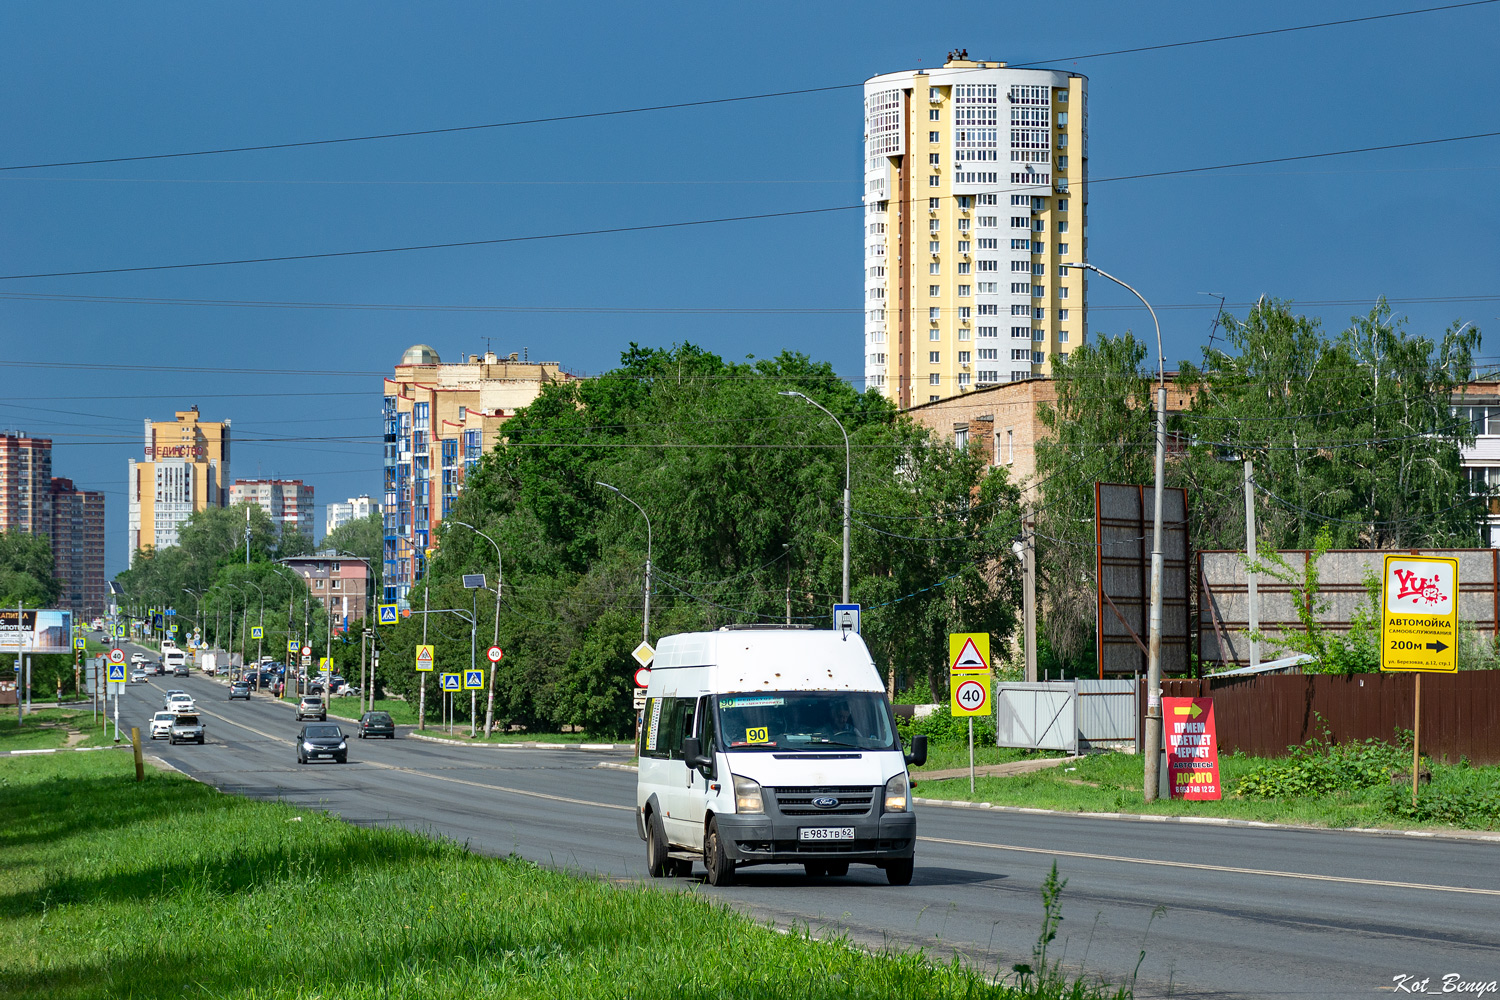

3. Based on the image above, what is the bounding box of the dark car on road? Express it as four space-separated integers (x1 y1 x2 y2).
297 723 347 764
228 681 251 700
168 713 206 745
356 711 396 739
296 696 326 721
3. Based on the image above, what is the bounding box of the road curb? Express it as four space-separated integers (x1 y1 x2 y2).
584 763 1499 843
910 796 1500 844
409 732 634 752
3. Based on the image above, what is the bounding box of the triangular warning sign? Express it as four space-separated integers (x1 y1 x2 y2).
952 637 988 671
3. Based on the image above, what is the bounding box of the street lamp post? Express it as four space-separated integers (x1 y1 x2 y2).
243 581 266 683
270 564 299 698
779 391 851 605
596 483 652 643
449 521 503 736
1072 260 1168 802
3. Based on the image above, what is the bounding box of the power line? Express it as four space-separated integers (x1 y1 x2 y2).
6 125 1497 283
4 1 1489 174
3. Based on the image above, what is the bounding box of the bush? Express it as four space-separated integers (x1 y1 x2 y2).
1233 726 1407 798
897 704 996 747
1381 765 1500 829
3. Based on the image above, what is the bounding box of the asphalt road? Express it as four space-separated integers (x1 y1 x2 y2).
104 652 1500 999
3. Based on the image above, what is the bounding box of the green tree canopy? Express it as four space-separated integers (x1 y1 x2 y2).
0 531 61 608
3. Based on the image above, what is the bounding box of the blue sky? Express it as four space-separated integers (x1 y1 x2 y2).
3 1 1498 576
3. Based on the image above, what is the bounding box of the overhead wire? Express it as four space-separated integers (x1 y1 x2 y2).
3 1 1489 173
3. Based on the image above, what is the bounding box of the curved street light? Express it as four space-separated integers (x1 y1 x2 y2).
447 520 504 736
779 390 851 605
242 580 266 679
596 482 652 644
1070 259 1167 802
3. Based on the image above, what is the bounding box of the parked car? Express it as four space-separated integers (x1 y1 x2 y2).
296 723 347 764
129 668 148 684
168 713 206 745
295 696 326 722
149 711 176 739
356 711 396 739
228 681 251 701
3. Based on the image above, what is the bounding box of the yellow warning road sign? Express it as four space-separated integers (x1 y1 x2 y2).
948 633 991 673
1380 554 1459 673
415 644 435 672
950 673 992 717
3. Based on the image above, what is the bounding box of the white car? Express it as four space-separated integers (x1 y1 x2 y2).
166 693 195 714
149 711 176 739
130 652 146 666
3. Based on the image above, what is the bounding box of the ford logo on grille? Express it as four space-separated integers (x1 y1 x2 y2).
811 796 840 809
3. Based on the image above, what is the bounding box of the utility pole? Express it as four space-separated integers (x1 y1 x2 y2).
470 590 477 738
1017 527 1038 683
1244 456 1261 670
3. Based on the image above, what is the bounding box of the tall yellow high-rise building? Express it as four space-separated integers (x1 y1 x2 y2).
127 407 231 563
863 55 1087 407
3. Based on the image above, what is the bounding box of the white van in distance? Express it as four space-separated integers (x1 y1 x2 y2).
636 625 927 886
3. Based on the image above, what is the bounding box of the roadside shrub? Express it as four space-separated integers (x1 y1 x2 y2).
897 704 996 747
1233 725 1407 797
1381 765 1500 829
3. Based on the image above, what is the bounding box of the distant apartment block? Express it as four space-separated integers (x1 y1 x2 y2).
231 479 314 539
325 494 375 537
49 478 105 620
0 432 52 535
383 346 577 603
279 551 373 623
127 407 230 563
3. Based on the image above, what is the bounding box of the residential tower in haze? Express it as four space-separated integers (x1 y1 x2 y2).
863 53 1087 407
127 407 230 563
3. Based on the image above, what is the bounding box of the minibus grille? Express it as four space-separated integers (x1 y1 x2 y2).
771 786 876 816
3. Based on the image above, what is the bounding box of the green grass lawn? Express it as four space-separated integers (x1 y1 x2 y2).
912 742 1061 774
0 747 1129 999
0 708 114 752
914 746 1500 832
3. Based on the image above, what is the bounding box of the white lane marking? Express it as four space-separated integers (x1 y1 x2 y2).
918 834 1500 897
170 692 633 814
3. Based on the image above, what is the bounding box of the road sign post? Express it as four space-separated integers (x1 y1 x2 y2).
1379 554 1459 807
948 633 993 793
416 645 435 672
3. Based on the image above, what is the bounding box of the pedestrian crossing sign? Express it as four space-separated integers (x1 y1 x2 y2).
288 640 301 654
464 669 483 690
107 662 127 683
251 626 263 639
378 604 399 625
416 645 435 672
441 673 461 692
74 638 86 651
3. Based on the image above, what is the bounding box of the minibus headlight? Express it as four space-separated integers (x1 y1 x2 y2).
733 774 764 814
884 772 910 812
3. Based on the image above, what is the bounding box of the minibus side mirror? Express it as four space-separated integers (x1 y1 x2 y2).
682 736 711 769
904 734 928 767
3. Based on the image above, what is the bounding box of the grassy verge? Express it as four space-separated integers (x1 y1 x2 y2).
912 743 1061 774
0 750 1128 999
0 708 113 752
411 728 626 744
916 747 1500 831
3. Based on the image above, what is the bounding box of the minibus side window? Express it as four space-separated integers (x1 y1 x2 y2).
695 697 718 779
667 699 695 761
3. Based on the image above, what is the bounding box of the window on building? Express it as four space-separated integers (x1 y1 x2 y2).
1034 329 1046 341
955 427 968 448
929 153 940 165
930 220 941 233
1011 281 1029 293
957 217 970 231
957 261 971 274
930 395 941 401
958 306 972 319
1057 112 1068 125
958 240 971 253
1058 287 1069 299
978 194 997 205
1058 221 1069 233
929 130 940 142
1012 349 1031 360
1058 199 1069 211
978 348 998 360
978 282 998 292
1034 307 1046 319
929 87 941 100
979 325 999 338
979 216 998 227
1011 216 1029 228
929 109 940 121
958 351 971 363
1058 243 1068 255
958 327 971 341
1033 285 1045 297
957 284 971 296
1010 195 1029 206
1012 326 1030 338
929 307 942 319
929 197 941 209
929 175 940 187
929 262 941 274
1033 263 1046 275
1034 351 1046 364
930 328 941 341
1059 309 1070 320
1059 331 1069 343
929 351 941 363
929 284 941 296
1012 304 1030 316
929 241 941 254
957 195 972 209
929 374 941 385
1033 219 1046 232
1006 429 1015 463
957 372 971 386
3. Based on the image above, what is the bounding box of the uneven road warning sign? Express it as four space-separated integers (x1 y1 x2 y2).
441 673 461 692
415 645 435 672
949 633 991 673
1380 554 1459 673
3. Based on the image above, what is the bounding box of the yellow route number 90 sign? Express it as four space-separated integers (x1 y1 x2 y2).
1380 554 1459 673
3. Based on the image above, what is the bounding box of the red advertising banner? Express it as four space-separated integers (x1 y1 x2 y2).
1164 696 1221 800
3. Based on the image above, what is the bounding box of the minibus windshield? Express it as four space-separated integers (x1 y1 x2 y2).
715 691 897 752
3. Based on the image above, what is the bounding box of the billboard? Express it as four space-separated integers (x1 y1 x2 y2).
0 608 76 654
1094 483 1192 676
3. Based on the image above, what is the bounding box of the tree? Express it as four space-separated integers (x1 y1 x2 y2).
0 531 60 607
391 343 1024 735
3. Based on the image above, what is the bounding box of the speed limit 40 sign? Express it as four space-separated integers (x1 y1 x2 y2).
950 674 991 717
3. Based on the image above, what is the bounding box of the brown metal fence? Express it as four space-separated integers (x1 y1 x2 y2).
1150 672 1500 765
